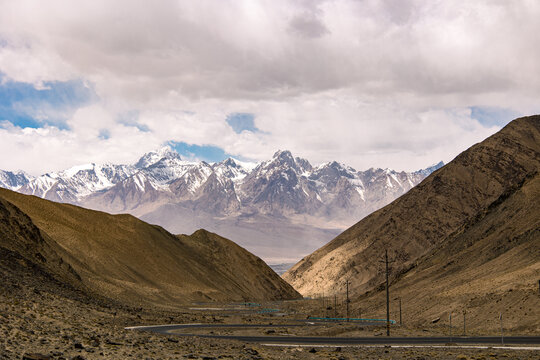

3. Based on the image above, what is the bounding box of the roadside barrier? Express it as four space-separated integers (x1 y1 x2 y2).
308 316 396 324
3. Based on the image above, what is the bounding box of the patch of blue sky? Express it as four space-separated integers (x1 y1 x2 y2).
0 75 96 130
117 110 150 132
98 129 111 140
226 112 260 134
168 141 232 163
470 106 521 128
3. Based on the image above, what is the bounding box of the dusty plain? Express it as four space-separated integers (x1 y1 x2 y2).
2 281 539 360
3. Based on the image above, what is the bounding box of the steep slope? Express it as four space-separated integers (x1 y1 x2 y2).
343 168 539 333
0 197 83 291
284 115 540 298
177 229 301 301
0 188 300 306
386 169 540 332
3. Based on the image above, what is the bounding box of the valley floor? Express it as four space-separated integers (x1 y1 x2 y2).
2 287 539 360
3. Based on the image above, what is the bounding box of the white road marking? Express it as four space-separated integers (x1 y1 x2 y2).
261 344 540 351
124 323 201 330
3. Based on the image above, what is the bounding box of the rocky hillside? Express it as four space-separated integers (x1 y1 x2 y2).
0 188 300 306
284 115 540 303
0 196 83 292
0 149 441 262
382 165 540 333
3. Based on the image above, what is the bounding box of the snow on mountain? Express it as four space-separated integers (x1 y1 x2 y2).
18 163 136 202
0 148 443 262
0 170 34 191
414 161 445 177
3 148 441 216
237 150 320 214
134 146 179 169
212 158 253 182
168 162 214 197
1 148 441 235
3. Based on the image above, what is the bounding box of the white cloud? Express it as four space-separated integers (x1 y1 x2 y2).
0 0 539 174
0 106 162 175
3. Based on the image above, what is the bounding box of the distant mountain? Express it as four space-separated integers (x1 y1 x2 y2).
269 263 297 276
1 148 442 262
0 188 300 305
0 170 33 190
19 163 136 203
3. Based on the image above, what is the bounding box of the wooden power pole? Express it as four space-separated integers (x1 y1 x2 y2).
399 298 402 326
385 249 390 336
346 280 350 322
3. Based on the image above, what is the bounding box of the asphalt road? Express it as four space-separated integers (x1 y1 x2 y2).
126 324 540 345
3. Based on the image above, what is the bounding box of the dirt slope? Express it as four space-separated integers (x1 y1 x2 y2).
284 115 540 300
0 188 300 306
0 197 84 295
177 229 302 301
344 166 539 333
389 168 540 333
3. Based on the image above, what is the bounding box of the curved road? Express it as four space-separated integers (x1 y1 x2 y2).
126 324 540 346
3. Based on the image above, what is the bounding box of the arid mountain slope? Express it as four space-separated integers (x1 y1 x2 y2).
176 229 300 301
341 167 540 333
284 115 540 298
379 167 540 332
0 197 83 293
0 188 300 305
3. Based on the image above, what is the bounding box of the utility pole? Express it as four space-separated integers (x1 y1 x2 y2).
346 280 350 322
399 298 402 326
449 313 452 342
385 249 390 336
500 312 504 346
334 294 337 318
463 310 466 336
378 249 396 336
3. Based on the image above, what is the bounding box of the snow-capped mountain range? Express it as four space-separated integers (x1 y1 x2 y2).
0 148 443 263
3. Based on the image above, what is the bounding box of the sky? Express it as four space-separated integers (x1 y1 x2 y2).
0 0 539 175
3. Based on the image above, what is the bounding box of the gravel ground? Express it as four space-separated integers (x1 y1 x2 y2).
2 291 539 359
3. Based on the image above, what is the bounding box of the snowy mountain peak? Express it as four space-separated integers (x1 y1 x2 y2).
1 150 444 235
266 150 312 174
213 158 252 182
220 157 242 168
135 146 181 169
62 163 96 178
273 149 294 160
415 161 445 176
0 169 34 191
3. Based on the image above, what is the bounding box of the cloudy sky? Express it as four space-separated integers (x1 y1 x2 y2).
0 0 538 175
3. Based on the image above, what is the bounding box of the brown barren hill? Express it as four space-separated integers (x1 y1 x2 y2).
0 197 83 291
0 188 300 306
283 115 540 301
379 161 540 333
177 229 301 301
